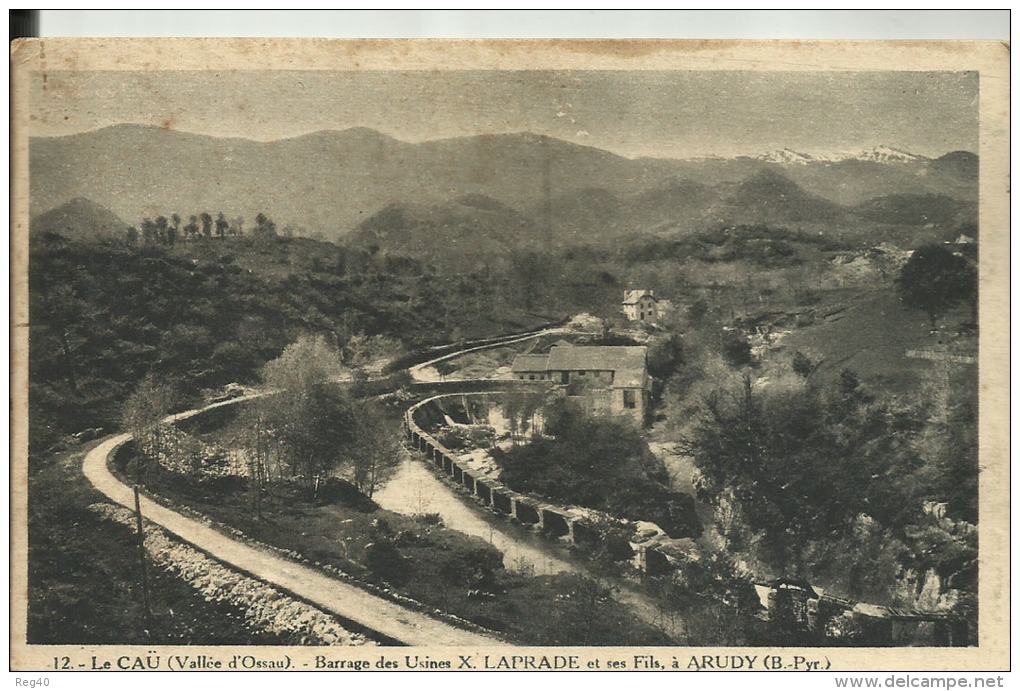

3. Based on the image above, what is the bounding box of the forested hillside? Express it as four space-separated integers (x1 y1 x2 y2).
28 229 598 452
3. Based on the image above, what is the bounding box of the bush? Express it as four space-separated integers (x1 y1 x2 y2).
436 542 504 590
824 612 867 646
721 329 754 368
315 477 379 511
414 512 444 527
437 425 495 451
364 539 408 585
792 351 816 378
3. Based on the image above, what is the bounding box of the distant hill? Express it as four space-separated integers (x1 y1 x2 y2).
625 178 717 234
854 193 977 227
30 124 978 245
345 194 542 270
850 145 929 164
930 150 979 179
758 148 817 165
345 165 981 262
708 169 847 225
30 197 128 241
759 145 930 165
30 125 663 243
536 187 628 244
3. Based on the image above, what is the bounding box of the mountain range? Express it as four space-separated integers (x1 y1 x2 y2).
757 144 931 165
30 124 978 248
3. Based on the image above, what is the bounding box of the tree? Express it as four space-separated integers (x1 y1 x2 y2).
140 218 157 246
122 379 176 480
257 335 400 499
679 372 879 570
896 245 977 329
792 350 816 378
184 215 200 240
574 573 619 645
155 215 170 245
125 226 139 246
347 402 401 498
342 332 405 369
259 337 350 487
647 332 685 381
215 212 229 239
155 215 177 246
240 404 275 519
262 334 346 396
200 212 214 238
254 213 275 233
500 390 546 445
253 213 278 245
720 328 754 369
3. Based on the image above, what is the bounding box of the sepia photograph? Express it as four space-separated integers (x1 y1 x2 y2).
9 37 1009 672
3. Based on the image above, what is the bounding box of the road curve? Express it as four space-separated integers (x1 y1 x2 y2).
82 419 503 648
408 327 569 383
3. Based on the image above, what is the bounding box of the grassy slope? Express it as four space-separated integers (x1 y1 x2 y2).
778 290 976 392
125 434 671 647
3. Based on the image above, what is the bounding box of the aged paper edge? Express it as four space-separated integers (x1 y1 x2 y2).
9 38 1011 672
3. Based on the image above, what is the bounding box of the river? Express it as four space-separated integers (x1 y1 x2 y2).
373 450 577 576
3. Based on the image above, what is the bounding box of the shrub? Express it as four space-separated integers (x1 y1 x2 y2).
721 329 754 368
435 541 504 590
364 540 408 585
315 477 380 511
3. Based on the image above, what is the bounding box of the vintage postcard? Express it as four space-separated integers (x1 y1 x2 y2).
10 39 1009 673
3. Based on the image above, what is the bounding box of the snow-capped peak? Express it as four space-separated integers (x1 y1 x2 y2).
693 145 931 164
851 145 927 164
758 148 815 164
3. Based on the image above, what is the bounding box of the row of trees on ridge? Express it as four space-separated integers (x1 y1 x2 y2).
126 212 281 246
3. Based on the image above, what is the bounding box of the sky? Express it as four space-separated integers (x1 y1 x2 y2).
29 70 979 159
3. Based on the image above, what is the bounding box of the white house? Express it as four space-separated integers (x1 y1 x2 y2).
622 290 658 323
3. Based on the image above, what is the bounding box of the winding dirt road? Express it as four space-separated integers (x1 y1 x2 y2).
408 327 569 383
82 425 503 648
79 326 664 646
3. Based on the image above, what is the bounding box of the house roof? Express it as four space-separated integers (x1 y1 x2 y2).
546 345 647 388
511 346 648 388
623 290 657 305
769 578 820 599
510 354 550 373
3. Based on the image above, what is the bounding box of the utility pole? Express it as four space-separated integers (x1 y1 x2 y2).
133 485 152 624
